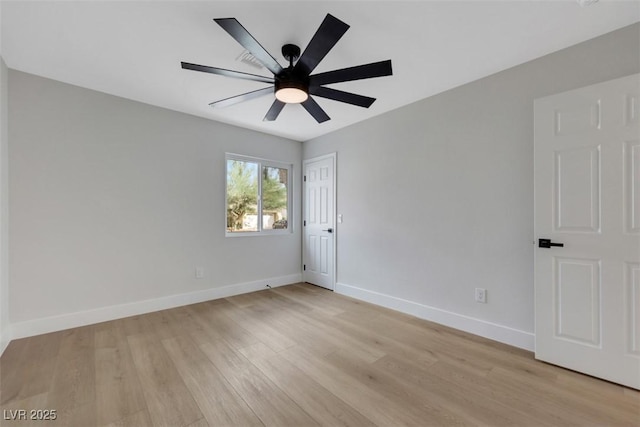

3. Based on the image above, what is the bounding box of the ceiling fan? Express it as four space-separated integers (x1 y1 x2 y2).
181 14 393 123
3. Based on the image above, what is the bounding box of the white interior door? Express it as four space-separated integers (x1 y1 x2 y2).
303 154 336 290
534 74 640 389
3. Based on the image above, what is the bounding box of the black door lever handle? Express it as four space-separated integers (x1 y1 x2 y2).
539 238 564 248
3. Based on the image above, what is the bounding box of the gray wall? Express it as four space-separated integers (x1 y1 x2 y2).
0 55 9 352
9 71 302 327
303 23 640 340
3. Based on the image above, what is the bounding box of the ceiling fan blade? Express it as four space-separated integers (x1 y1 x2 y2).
214 18 283 75
263 100 286 121
310 60 392 86
294 14 350 76
209 87 273 109
309 86 376 108
301 97 330 123
181 62 274 84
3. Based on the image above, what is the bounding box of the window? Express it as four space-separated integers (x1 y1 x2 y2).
226 154 292 235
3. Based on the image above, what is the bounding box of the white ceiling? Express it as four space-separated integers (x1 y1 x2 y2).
2 1 639 141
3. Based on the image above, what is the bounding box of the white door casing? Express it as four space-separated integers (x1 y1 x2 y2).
534 74 640 389
303 154 336 290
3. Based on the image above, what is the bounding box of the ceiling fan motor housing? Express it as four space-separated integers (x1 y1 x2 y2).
276 43 309 103
275 68 309 95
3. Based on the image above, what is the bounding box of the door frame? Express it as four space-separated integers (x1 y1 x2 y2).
302 152 337 290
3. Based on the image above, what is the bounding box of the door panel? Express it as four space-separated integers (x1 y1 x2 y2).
535 73 640 390
627 262 640 355
624 140 640 234
554 146 600 232
554 257 601 345
303 154 335 290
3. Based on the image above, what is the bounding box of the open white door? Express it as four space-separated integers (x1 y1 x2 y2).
534 74 640 389
303 154 336 290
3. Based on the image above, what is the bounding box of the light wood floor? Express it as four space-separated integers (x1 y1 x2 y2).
1 283 638 426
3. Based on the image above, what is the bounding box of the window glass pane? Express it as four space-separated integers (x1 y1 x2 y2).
226 159 258 232
262 166 288 230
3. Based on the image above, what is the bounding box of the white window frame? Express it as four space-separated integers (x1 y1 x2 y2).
225 153 293 237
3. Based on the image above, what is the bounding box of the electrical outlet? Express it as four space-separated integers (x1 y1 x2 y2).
475 288 487 303
195 267 204 279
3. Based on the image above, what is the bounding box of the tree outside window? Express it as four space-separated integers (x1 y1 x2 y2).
226 155 291 234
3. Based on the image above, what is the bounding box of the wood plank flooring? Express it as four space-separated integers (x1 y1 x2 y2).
1 283 638 426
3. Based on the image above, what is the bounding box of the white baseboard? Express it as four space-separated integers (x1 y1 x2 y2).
335 282 534 351
10 273 302 340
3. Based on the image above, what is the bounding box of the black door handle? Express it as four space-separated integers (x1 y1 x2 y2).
322 228 333 233
539 238 564 248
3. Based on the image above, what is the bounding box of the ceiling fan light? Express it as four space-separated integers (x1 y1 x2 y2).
275 87 308 103
275 76 309 104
